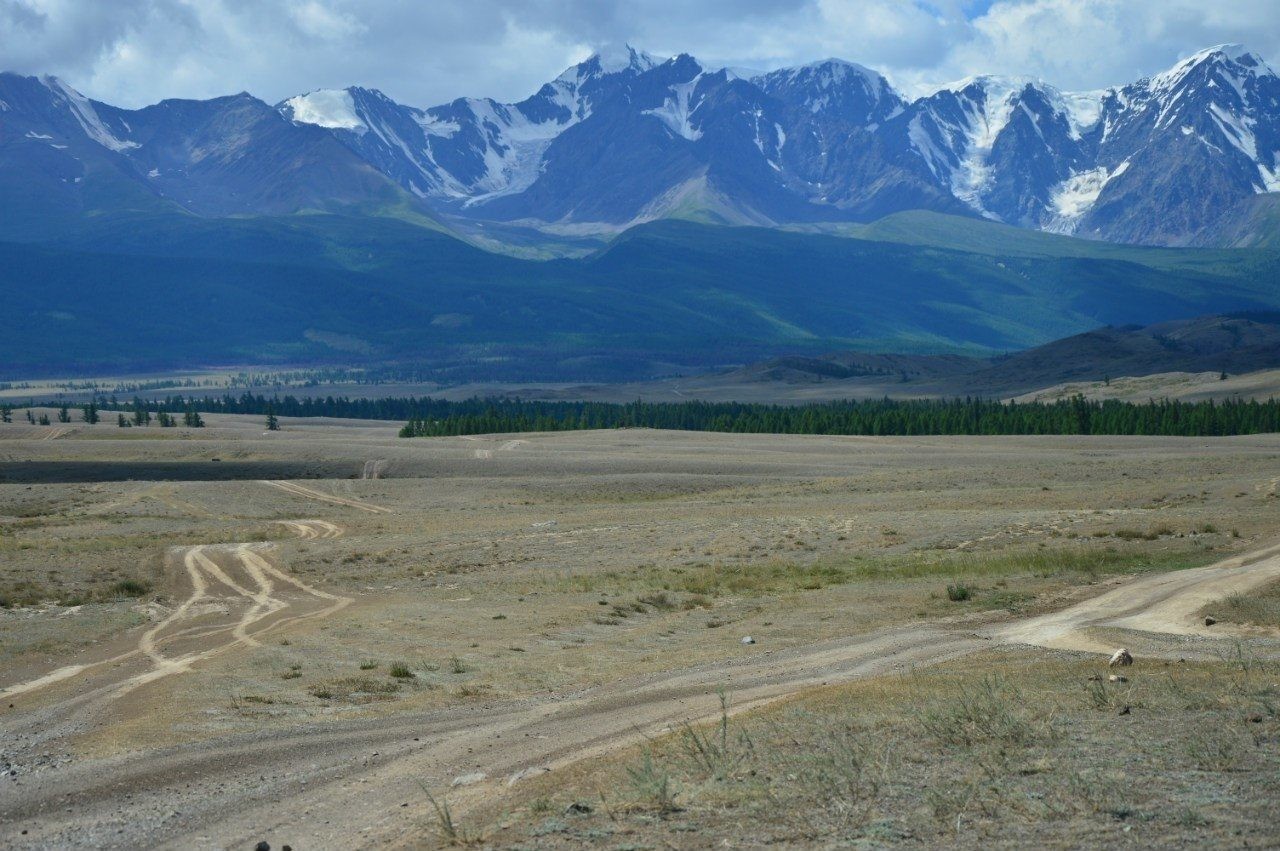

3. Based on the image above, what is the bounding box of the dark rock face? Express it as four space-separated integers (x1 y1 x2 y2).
272 43 1280 244
2 44 1277 245
0 72 404 225
1078 46 1280 245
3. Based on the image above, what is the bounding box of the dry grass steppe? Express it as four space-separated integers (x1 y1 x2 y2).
1 412 1278 847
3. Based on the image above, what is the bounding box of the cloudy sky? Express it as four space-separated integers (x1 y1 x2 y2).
2 0 1278 107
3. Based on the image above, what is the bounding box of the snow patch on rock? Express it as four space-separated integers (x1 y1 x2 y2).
41 76 138 151
1044 160 1130 233
283 89 366 131
946 77 1029 216
644 76 704 141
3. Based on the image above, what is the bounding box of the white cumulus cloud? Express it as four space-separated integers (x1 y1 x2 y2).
0 0 1275 108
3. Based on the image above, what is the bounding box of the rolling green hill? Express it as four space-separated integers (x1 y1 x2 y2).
3 212 1278 379
797 210 1279 273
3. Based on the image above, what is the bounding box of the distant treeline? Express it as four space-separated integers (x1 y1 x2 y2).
95 394 432 421
90 393 1280 437
401 396 1280 437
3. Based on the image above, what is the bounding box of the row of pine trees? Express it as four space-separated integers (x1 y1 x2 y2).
396 395 1280 437
11 393 1277 438
0 402 207 428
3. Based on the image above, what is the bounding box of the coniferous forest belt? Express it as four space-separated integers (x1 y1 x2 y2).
396 397 1280 437
83 393 1280 437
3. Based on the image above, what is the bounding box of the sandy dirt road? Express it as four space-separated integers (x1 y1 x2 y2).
4 541 1279 848
994 542 1280 652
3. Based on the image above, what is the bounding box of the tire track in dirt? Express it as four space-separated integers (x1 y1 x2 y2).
0 521 352 704
260 479 391 513
277 519 343 539
5 542 1280 848
361 459 388 480
469 438 526 459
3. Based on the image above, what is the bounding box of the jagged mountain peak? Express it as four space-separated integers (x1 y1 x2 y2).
922 74 1090 134
1146 43 1276 96
756 57 904 125
3 42 1277 246
765 57 887 85
1178 43 1273 73
932 73 1042 95
577 44 661 77
33 73 139 152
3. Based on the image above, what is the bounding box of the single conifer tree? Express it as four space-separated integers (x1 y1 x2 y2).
0 405 11 423
266 406 280 431
117 413 130 428
57 405 71 423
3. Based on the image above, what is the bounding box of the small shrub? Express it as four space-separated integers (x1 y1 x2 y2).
111 579 151 598
389 662 414 679
421 786 479 845
1186 728 1245 771
626 750 679 813
637 591 677 610
679 692 754 781
1083 678 1117 710
359 660 378 670
449 656 468 674
946 583 971 602
918 676 1046 748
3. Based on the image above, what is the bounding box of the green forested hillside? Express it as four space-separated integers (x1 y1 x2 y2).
3 211 1278 379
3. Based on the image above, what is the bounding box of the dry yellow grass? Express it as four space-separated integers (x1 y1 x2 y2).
477 647 1280 848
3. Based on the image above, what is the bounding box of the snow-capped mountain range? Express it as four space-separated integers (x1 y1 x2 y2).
2 43 1277 246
